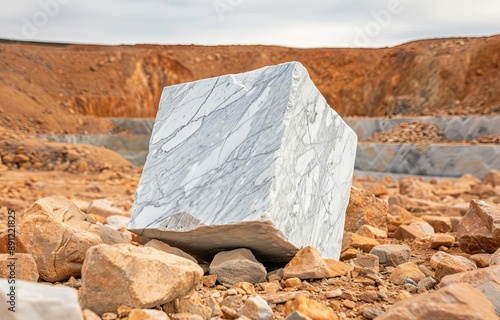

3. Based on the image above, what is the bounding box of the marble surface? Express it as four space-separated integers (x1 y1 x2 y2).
128 62 357 265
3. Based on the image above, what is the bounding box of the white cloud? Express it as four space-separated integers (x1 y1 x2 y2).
0 0 499 47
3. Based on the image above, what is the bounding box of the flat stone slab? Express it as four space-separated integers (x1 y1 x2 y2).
129 62 357 265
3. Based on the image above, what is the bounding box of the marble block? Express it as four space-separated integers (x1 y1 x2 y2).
129 62 357 265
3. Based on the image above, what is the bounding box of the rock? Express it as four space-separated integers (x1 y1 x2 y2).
450 216 461 231
434 256 475 281
376 283 497 320
457 200 500 254
388 262 426 285
417 277 436 291
238 296 272 320
285 311 312 320
483 169 500 187
284 296 338 320
324 289 342 299
80 244 203 315
490 248 500 266
439 265 500 316
83 309 101 320
355 224 387 239
0 279 82 320
345 187 388 233
87 199 129 217
283 277 302 288
422 215 452 233
399 177 436 200
209 248 266 286
470 253 492 267
164 297 211 320
341 232 379 252
430 251 477 270
340 248 360 260
429 233 455 249
361 307 384 319
261 291 310 304
369 244 411 266
170 314 203 320
129 62 357 265
350 253 379 272
145 239 198 264
283 246 350 279
408 221 435 235
0 253 38 281
202 274 217 287
128 309 169 320
17 197 128 282
391 225 426 240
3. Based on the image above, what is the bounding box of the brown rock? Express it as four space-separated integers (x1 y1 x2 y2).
0 253 38 281
391 225 426 240
17 197 129 282
283 277 302 288
209 248 266 286
369 244 411 267
430 251 477 271
284 296 338 320
344 187 388 232
238 295 273 320
365 182 388 196
145 239 197 264
350 253 379 272
376 283 497 320
342 232 379 252
470 253 492 268
399 177 437 201
422 215 452 233
163 297 211 320
457 200 500 254
285 311 312 320
170 314 203 320
429 233 455 249
439 265 500 316
483 169 500 187
261 291 310 304
408 221 435 235
284 246 350 279
435 256 474 281
490 248 500 266
80 244 203 315
87 199 129 217
128 309 169 320
388 262 426 285
355 224 387 239
202 275 217 287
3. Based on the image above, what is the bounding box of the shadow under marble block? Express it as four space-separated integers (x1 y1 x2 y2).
129 61 357 266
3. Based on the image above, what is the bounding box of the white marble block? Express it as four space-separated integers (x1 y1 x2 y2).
129 62 357 265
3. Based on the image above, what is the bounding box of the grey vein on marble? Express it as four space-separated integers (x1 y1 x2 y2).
129 62 357 265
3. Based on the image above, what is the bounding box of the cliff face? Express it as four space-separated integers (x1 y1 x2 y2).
0 35 499 134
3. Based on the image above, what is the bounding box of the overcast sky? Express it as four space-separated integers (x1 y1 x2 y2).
1 0 499 48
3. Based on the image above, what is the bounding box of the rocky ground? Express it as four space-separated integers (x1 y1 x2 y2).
1 162 499 320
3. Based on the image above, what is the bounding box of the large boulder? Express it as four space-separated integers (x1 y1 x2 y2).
80 244 203 315
457 200 500 254
344 187 388 232
129 62 357 265
17 197 129 282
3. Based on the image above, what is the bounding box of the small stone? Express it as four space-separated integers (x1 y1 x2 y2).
283 277 302 288
350 253 379 272
264 282 281 293
422 215 452 233
145 239 198 264
376 283 497 320
128 309 169 320
261 291 310 304
285 296 338 320
339 248 359 260
342 300 356 309
117 304 132 317
430 251 477 271
238 296 273 320
83 309 101 320
202 275 217 287
391 225 426 240
285 311 312 320
170 313 204 320
483 169 500 187
102 313 118 320
0 253 38 281
221 306 240 319
341 232 379 252
429 233 455 249
369 244 411 267
389 262 426 285
408 221 435 235
470 253 492 268
417 276 436 291
324 289 342 299
356 224 387 239
396 290 412 300
435 256 474 281
163 297 211 320
267 268 283 281
361 307 384 319
284 246 350 279
209 248 266 286
87 199 129 217
358 291 378 303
